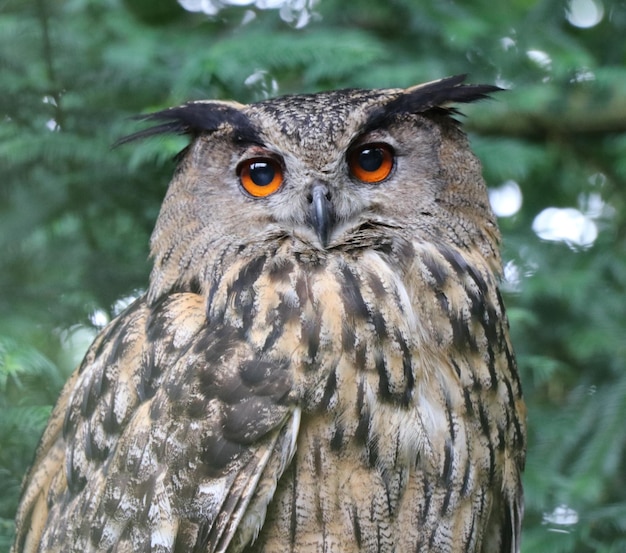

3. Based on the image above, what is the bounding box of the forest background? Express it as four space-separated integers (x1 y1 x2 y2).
1 0 625 551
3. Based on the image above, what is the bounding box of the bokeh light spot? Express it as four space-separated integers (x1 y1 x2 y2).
566 0 604 28
489 180 523 218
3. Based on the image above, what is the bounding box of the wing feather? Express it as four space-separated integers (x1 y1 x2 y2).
12 293 298 553
211 408 300 553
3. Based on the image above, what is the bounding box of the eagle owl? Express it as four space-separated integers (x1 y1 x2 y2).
12 75 526 553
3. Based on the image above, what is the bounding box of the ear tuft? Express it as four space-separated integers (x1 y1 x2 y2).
401 74 502 109
115 101 258 147
365 75 502 130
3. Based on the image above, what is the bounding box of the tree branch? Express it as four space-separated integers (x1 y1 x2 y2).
36 0 65 129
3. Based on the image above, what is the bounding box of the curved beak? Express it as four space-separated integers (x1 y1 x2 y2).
309 183 334 248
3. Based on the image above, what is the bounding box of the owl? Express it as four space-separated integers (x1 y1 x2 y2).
12 75 525 553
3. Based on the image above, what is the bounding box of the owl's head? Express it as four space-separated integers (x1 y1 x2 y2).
125 75 502 301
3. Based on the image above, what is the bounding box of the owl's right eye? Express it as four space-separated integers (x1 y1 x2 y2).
238 158 284 197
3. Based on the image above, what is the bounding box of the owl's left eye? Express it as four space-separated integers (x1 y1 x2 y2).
348 143 395 184
238 158 284 197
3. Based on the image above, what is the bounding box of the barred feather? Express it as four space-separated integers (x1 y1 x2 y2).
13 78 524 553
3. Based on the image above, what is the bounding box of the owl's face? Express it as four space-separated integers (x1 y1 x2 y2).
138 77 501 300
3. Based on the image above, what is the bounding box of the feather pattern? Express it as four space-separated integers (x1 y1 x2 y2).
13 77 525 553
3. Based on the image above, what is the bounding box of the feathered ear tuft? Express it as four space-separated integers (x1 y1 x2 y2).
365 74 502 130
399 74 502 111
114 100 259 146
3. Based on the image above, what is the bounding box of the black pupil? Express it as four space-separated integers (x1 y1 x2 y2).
249 161 275 186
358 148 384 172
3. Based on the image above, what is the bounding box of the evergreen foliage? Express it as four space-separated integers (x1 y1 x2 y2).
1 0 625 550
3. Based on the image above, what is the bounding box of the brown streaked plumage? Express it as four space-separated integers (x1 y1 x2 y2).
12 75 526 553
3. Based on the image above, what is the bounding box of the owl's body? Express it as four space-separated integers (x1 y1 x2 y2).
13 76 525 553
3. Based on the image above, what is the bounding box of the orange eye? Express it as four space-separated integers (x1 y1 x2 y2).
348 143 395 184
238 158 284 197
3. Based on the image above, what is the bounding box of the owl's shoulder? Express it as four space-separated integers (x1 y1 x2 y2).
16 292 294 552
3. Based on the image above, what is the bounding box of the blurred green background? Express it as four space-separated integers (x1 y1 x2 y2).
1 0 625 550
